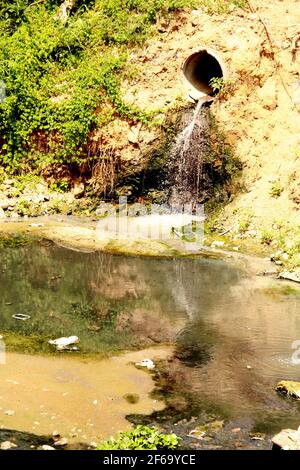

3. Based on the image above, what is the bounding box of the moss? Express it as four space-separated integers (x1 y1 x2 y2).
0 233 40 247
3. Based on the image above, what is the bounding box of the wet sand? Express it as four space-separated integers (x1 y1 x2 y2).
0 347 172 446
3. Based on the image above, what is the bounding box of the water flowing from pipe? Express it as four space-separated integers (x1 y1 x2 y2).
168 99 211 206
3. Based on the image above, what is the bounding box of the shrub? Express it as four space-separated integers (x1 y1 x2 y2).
97 425 180 450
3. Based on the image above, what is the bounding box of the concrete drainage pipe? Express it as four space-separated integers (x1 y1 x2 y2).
182 48 226 101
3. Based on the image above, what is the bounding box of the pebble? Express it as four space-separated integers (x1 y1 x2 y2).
54 438 68 447
0 441 17 450
4 410 15 416
231 428 241 433
38 445 55 451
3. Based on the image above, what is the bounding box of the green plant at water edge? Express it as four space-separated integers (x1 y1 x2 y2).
97 425 180 450
209 77 225 94
269 179 283 198
260 228 274 245
201 0 246 13
209 77 235 99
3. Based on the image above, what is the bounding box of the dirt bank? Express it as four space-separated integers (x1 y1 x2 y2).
116 0 300 266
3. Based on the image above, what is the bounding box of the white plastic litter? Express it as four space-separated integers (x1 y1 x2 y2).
135 358 155 370
12 314 31 321
49 336 79 350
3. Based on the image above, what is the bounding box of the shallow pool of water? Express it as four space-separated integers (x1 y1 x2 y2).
1 241 300 443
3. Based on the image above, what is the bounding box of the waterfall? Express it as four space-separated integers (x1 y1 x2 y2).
168 99 211 206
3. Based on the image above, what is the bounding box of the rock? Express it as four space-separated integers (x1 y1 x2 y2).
38 445 55 451
52 430 60 437
272 426 300 450
276 380 300 400
0 441 17 450
54 438 68 447
4 410 15 416
188 420 224 440
211 241 225 248
72 183 84 199
0 199 12 210
128 124 142 144
278 271 300 284
0 208 5 218
249 432 265 441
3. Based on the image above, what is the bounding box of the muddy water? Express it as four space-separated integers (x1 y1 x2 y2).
1 241 300 444
0 348 169 444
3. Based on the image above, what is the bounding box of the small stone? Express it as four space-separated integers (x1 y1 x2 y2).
4 410 15 416
231 428 241 433
211 241 225 248
128 124 142 144
247 365 252 369
0 441 17 450
93 400 98 405
52 430 60 437
0 208 6 218
54 438 68 447
38 445 55 451
276 380 300 400
250 432 265 441
72 183 85 199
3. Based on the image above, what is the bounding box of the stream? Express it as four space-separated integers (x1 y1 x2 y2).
1 240 300 448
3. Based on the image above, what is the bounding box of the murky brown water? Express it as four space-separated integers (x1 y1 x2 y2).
1 241 300 443
0 348 170 444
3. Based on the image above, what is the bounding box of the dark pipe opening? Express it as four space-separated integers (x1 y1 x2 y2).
182 50 224 96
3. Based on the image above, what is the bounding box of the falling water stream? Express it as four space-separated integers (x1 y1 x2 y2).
168 100 210 205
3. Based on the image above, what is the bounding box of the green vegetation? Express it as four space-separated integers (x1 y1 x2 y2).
97 425 180 450
0 0 192 173
0 0 246 176
269 179 283 198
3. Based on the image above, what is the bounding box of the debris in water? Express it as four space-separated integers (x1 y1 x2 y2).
12 314 31 321
49 336 79 350
135 358 155 370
